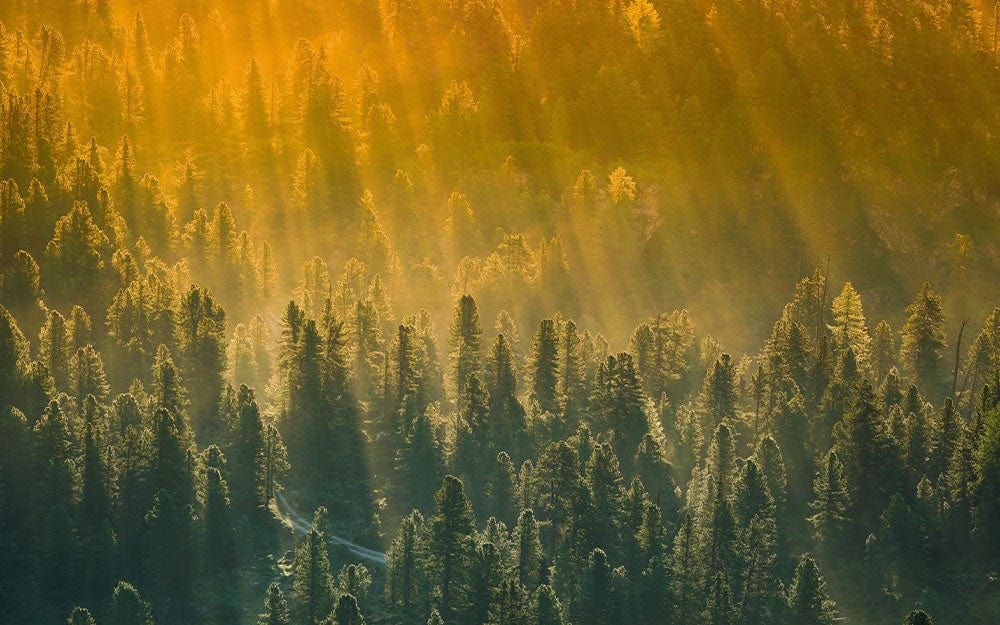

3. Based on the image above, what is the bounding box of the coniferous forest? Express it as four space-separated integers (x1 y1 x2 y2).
1 1 1000 624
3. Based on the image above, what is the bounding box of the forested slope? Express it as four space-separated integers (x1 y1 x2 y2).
2 2 1000 625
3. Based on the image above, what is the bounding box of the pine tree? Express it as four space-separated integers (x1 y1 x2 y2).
487 334 517 409
579 548 612 625
395 408 443 515
488 451 517 525
929 397 960 478
872 321 898 384
901 283 947 401
258 582 291 625
514 508 544 589
331 594 366 625
338 564 373 613
753 436 788 521
67 607 96 625
429 476 476 623
71 345 110 407
531 319 560 415
586 443 627 558
44 201 109 310
633 434 679 523
143 489 195 606
449 295 483 403
903 610 933 625
34 399 76 508
809 451 850 547
111 581 153 625
833 379 898 525
41 505 79 614
706 573 735 625
787 557 838 625
591 353 647 467
149 407 195 510
636 503 669 625
470 541 504 625
973 407 1000 554
177 285 227 435
230 385 267 516
830 282 872 372
671 513 705 623
532 584 565 625
559 319 587 426
386 510 428 618
39 309 72 392
204 467 236 574
293 508 336 625
700 354 738 433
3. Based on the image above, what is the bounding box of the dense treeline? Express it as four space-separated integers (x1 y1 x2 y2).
0 0 997 348
2 1 1000 625
3 260 1000 625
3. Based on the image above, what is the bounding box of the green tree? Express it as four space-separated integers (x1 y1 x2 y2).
177 285 227 435
830 282 872 372
293 508 336 625
429 476 476 623
809 451 850 546
902 610 933 625
111 581 153 625
787 557 838 625
449 295 483 403
67 607 96 625
514 508 544 589
39 309 72 392
204 466 236 574
44 201 109 310
900 283 947 401
331 594 366 625
230 385 267 516
531 319 560 415
833 380 898 525
532 585 565 625
258 582 291 625
386 510 429 619
579 548 612 625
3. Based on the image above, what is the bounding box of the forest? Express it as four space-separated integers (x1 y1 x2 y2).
1 1 999 624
